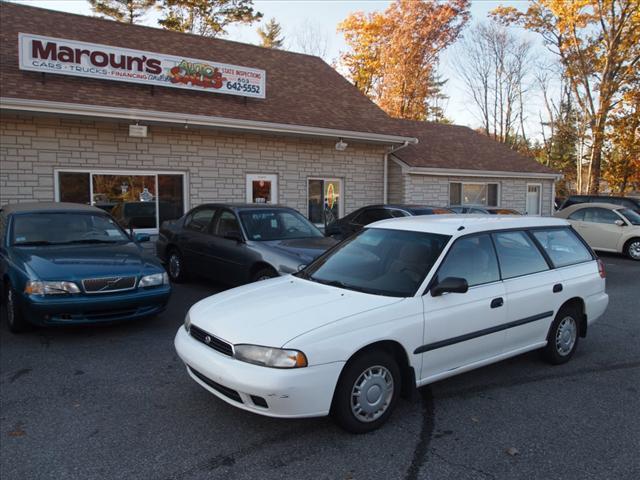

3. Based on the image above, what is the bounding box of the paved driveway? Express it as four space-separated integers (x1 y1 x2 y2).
1 254 638 480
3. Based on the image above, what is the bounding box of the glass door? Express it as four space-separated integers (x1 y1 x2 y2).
308 178 343 227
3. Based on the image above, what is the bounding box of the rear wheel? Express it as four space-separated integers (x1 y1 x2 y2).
3 285 29 333
624 238 640 261
331 350 401 433
167 248 188 283
542 305 581 365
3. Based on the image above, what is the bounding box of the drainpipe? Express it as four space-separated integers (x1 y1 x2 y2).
384 141 411 204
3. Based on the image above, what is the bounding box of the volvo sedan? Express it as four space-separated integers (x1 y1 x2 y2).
0 202 171 333
175 215 608 433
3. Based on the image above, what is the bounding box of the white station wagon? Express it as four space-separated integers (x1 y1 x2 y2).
175 215 609 432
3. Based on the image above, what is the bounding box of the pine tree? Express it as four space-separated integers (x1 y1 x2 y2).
257 18 284 49
89 0 156 24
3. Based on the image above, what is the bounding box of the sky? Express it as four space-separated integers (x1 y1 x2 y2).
13 0 550 133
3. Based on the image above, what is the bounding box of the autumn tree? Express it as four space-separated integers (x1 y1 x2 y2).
339 0 470 121
158 0 262 37
257 18 284 49
492 0 640 194
455 21 532 147
89 0 156 23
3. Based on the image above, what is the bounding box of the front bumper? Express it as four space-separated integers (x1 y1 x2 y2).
174 327 344 418
19 285 171 326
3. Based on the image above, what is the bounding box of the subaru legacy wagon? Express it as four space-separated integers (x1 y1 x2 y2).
175 215 608 433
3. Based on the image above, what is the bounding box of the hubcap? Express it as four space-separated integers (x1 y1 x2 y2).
350 365 394 423
629 241 640 260
556 316 577 356
168 253 181 279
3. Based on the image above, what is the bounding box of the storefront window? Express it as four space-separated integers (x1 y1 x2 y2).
55 170 186 232
246 173 278 204
308 178 343 226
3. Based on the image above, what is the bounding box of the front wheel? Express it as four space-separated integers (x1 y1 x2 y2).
3 285 29 333
251 267 278 283
331 350 401 433
624 238 640 261
542 305 581 365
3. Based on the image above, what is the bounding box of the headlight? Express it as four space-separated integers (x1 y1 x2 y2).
184 312 191 332
139 272 169 288
234 344 308 369
24 280 80 295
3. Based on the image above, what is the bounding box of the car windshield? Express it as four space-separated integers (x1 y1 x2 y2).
298 228 450 297
239 209 324 241
410 208 453 215
618 208 640 225
11 212 130 246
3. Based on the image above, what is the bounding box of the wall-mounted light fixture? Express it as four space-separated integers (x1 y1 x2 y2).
335 138 348 151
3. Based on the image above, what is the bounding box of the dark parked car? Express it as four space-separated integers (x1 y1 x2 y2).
324 204 454 239
157 204 337 285
449 206 522 215
559 195 640 214
0 202 171 333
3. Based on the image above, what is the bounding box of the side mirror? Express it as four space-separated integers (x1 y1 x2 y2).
224 230 244 243
134 233 151 243
614 219 625 227
430 277 469 297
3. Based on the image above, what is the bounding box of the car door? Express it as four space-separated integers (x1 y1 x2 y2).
180 207 217 276
578 207 624 251
492 230 561 352
420 233 507 381
209 209 252 284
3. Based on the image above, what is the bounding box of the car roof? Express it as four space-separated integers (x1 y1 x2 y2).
193 203 296 211
556 202 624 216
357 204 446 210
368 214 568 236
0 202 104 215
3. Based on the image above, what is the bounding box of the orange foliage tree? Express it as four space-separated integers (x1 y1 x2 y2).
605 86 640 193
492 0 640 194
338 0 470 121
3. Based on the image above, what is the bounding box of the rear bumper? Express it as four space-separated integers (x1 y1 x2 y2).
175 327 344 418
585 291 608 326
18 285 171 326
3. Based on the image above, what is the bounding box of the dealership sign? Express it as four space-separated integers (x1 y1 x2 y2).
18 33 266 99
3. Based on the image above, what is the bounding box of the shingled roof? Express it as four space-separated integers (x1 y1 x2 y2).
391 120 557 175
0 2 403 138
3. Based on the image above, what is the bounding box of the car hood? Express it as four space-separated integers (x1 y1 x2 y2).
261 237 337 263
188 275 401 347
12 242 161 280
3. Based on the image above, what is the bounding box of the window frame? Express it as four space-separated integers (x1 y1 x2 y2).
245 173 278 204
54 168 188 235
449 181 500 208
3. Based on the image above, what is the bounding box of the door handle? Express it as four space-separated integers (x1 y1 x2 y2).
553 283 563 293
490 297 504 308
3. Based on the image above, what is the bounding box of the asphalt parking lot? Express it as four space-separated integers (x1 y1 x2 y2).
1 253 638 480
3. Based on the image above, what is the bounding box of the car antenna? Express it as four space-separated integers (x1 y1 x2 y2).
457 226 465 231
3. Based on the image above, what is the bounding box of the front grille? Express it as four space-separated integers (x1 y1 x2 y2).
190 325 233 357
188 367 242 403
82 276 137 294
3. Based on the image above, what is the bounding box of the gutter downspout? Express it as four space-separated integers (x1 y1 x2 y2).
384 141 412 204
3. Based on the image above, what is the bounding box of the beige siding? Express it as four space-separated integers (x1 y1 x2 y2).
0 114 386 215
387 159 405 204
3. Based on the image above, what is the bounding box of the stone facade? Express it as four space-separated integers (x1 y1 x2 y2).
388 160 554 216
0 114 386 215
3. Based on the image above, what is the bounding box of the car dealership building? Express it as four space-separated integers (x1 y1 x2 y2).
1 3 559 235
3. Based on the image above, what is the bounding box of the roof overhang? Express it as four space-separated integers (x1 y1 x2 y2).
1 97 418 145
391 155 562 180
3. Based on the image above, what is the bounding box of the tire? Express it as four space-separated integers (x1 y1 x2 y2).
166 248 188 283
3 284 29 333
331 350 401 434
251 267 278 283
542 305 581 365
624 238 640 261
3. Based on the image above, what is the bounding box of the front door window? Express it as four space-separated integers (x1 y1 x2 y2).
308 178 343 226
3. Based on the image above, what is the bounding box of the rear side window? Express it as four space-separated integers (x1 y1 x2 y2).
437 234 500 287
355 208 393 225
492 231 549 279
568 209 585 221
185 208 215 233
582 207 620 224
531 228 592 267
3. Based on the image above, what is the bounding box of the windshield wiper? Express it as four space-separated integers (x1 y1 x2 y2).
57 239 121 245
13 240 56 246
312 277 371 294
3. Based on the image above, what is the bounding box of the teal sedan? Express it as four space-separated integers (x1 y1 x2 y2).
0 202 171 333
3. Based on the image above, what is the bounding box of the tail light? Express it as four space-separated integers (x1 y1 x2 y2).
597 258 606 278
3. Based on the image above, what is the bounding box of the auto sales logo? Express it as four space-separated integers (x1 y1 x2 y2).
18 33 266 98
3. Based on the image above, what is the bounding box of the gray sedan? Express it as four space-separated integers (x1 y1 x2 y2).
157 204 337 285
